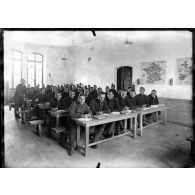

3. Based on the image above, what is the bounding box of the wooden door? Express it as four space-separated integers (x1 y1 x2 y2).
117 66 132 90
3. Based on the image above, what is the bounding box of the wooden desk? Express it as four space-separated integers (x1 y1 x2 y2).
49 110 69 129
38 103 50 120
137 104 167 136
72 112 138 156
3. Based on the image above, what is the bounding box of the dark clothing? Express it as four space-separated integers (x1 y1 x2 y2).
123 96 136 109
32 93 47 104
90 99 109 115
89 99 109 142
46 92 55 102
148 94 159 106
106 97 121 112
135 94 149 107
64 96 77 109
50 98 67 110
115 94 123 109
85 95 92 106
68 102 92 150
14 84 26 117
69 102 92 118
106 97 120 135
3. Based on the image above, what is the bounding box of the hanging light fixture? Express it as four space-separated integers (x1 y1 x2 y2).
125 31 133 46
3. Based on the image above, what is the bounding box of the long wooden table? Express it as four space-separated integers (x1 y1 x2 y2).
138 104 167 136
72 112 138 156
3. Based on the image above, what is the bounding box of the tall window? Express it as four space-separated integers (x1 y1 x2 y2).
27 53 44 87
12 50 22 88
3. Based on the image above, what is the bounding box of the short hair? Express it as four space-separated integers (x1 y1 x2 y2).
131 90 136 93
99 92 105 96
140 87 145 91
152 90 156 92
109 89 114 94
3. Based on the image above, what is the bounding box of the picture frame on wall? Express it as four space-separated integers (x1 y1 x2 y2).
141 60 166 84
176 58 192 85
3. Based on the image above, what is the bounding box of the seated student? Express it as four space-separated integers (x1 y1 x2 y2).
26 87 35 100
127 87 132 97
111 84 117 96
90 92 109 147
64 90 77 108
147 90 159 123
84 88 92 106
123 90 137 110
62 87 69 98
135 87 149 107
68 95 93 156
46 92 67 137
50 92 67 111
148 90 159 106
32 88 47 118
106 89 121 137
135 87 149 126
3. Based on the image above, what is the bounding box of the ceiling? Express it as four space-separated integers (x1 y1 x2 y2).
4 30 192 48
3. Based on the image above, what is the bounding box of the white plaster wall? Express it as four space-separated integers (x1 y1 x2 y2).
4 31 192 100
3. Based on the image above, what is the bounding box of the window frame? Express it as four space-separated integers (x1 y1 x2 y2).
11 50 23 89
27 52 44 87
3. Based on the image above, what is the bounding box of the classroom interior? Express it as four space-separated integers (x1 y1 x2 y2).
3 30 194 168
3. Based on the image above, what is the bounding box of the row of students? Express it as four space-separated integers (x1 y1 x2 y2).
14 80 159 156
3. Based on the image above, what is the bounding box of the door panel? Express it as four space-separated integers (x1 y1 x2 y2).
117 66 132 90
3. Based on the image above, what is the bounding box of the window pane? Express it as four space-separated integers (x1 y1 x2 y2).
13 51 22 60
27 62 35 87
28 53 35 61
13 60 22 88
35 54 43 62
36 62 42 87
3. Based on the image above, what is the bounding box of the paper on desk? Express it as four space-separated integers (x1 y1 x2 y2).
78 118 92 122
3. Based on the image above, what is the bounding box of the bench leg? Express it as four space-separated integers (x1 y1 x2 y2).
36 124 42 136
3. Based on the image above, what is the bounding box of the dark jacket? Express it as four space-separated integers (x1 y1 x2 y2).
135 94 149 107
14 84 26 106
32 93 47 104
122 96 136 109
64 96 77 108
148 94 159 106
50 98 67 110
106 97 121 112
90 99 109 115
69 102 92 118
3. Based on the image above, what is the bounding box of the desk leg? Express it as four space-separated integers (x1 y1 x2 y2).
56 116 59 128
156 111 158 121
164 109 167 125
76 124 80 147
85 126 89 156
130 118 133 131
140 114 143 136
134 116 137 138
124 119 127 133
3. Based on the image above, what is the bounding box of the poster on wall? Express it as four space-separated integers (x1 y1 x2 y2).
141 61 166 84
176 58 192 85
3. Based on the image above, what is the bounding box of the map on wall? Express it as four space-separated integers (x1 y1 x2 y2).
141 61 166 84
176 58 192 85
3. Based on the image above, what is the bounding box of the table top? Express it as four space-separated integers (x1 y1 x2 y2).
38 103 50 109
49 110 69 117
138 104 167 114
72 111 138 127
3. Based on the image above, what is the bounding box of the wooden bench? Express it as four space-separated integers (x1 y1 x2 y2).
29 120 44 136
16 110 31 124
